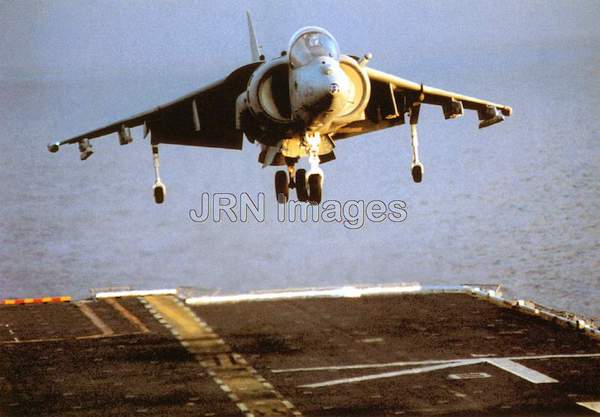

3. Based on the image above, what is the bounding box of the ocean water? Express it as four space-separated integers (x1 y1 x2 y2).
1 6 599 318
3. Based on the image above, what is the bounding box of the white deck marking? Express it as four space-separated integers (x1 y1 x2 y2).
274 353 600 373
186 284 425 304
299 360 482 388
509 353 600 361
577 402 600 413
448 372 491 380
95 289 177 298
273 359 471 373
288 353 600 388
485 358 557 383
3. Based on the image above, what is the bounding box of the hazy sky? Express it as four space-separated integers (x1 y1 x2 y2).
2 0 599 81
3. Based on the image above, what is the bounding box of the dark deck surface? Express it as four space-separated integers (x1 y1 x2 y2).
191 293 600 417
0 291 598 416
0 298 240 416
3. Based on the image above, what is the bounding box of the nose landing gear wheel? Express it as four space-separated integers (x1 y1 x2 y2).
275 170 289 204
307 173 323 205
295 169 308 202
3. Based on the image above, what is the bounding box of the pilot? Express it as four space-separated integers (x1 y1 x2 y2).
289 29 340 68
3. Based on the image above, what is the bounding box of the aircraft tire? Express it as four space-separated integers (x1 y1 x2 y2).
154 184 165 204
307 173 322 205
295 169 308 202
411 164 423 183
275 170 289 204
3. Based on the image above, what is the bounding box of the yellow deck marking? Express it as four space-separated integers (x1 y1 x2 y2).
144 295 303 417
104 298 149 333
77 302 114 336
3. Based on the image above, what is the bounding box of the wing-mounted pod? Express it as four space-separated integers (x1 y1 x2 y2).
442 98 464 120
478 105 504 129
78 138 93 160
118 125 133 145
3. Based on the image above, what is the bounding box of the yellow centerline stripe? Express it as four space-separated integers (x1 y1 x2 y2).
144 295 303 417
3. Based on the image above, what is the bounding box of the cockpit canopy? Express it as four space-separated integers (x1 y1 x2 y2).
288 27 340 68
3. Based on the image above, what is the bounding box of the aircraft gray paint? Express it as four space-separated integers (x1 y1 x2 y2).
48 13 512 205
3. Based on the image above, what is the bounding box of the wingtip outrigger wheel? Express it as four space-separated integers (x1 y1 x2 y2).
153 181 166 204
151 143 166 204
411 162 424 183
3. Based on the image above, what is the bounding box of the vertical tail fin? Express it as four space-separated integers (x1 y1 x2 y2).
246 11 264 62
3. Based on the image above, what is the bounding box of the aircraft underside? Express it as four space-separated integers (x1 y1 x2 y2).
47 15 512 207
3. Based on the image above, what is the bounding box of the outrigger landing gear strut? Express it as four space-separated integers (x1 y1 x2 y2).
409 104 424 183
151 143 166 204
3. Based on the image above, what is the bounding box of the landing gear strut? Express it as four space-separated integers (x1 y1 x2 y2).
287 163 296 190
151 143 166 204
273 132 324 204
305 132 323 205
409 104 424 183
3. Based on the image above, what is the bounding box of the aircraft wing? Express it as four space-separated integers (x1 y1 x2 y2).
367 67 512 126
49 63 261 153
334 65 512 140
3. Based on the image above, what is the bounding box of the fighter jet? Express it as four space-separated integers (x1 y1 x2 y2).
48 13 512 205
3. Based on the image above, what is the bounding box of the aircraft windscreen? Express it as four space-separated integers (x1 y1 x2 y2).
289 27 339 67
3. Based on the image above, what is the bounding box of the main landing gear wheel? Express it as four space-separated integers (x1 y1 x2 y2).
275 170 289 204
295 169 308 202
411 163 423 183
307 173 323 205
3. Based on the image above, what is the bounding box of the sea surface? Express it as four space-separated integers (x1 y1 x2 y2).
1 38 598 317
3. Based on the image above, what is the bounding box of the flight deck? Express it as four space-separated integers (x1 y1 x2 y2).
0 284 598 416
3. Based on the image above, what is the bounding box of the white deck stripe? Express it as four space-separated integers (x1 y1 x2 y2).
485 358 557 383
577 402 600 413
273 353 600 373
95 289 177 298
291 353 600 388
186 285 427 304
299 360 482 388
508 353 600 361
273 358 464 373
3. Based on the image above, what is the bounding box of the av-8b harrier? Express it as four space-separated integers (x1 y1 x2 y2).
48 14 512 205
